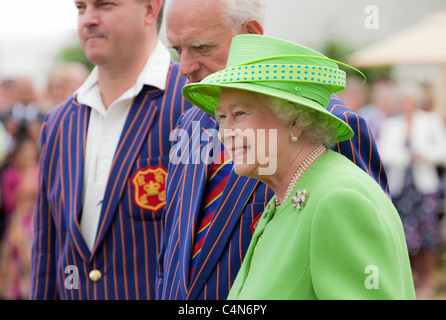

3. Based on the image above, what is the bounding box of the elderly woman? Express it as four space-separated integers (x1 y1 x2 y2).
182 34 415 300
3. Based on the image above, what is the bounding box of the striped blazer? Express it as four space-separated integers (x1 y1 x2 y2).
156 94 389 300
329 95 389 196
30 61 193 300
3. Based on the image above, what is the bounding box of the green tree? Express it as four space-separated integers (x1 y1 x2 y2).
321 38 392 84
55 42 95 72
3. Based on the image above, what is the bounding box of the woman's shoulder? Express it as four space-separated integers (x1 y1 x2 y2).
307 150 389 201
306 151 400 229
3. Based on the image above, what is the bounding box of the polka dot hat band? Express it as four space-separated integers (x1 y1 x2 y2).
207 61 346 90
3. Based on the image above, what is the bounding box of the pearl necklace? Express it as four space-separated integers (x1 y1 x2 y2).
275 144 327 207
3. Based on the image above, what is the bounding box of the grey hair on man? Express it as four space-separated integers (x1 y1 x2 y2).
166 0 265 33
221 0 266 34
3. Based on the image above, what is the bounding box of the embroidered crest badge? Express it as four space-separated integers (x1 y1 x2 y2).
132 165 167 212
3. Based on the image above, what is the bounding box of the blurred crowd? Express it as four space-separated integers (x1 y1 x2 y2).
0 62 445 299
0 62 89 299
340 76 446 299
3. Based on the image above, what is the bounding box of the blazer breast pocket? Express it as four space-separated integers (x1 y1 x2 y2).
128 156 169 221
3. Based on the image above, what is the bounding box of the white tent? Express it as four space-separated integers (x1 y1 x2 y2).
349 11 446 67
348 11 446 118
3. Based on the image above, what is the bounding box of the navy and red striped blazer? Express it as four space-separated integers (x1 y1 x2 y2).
330 95 389 195
30 61 193 300
156 94 389 300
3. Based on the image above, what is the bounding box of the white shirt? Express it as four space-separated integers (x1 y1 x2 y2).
378 110 446 196
75 40 171 252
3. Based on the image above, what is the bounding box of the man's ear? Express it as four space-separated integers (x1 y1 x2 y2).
144 0 163 27
241 19 264 35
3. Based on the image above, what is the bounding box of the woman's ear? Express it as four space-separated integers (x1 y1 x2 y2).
290 120 303 140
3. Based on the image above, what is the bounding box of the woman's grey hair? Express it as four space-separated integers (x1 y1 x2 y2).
263 95 339 148
221 0 266 34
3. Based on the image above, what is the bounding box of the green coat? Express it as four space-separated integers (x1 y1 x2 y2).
228 150 415 300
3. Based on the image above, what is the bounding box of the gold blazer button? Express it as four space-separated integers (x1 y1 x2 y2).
89 270 102 282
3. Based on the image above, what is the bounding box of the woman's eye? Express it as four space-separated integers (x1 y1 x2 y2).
234 111 246 117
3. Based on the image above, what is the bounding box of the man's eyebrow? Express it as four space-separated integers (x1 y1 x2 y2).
93 0 112 5
74 0 107 5
168 39 216 49
191 40 216 47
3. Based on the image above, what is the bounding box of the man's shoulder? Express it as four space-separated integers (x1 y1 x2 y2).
327 94 366 124
177 106 217 129
327 94 353 114
46 96 80 118
41 96 85 133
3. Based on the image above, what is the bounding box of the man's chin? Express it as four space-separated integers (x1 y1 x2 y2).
84 52 106 67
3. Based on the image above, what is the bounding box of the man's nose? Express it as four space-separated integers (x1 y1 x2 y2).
78 5 100 28
178 51 201 82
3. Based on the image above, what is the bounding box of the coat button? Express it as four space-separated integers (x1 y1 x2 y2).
89 270 102 282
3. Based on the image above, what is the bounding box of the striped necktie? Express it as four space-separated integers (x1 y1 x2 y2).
190 146 232 280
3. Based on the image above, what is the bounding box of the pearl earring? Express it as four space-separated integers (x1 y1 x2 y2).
290 133 298 143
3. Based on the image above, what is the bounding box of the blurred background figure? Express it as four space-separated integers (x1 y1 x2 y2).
339 76 368 113
0 79 21 157
65 62 89 96
10 77 43 132
0 83 10 165
38 62 89 114
339 77 397 141
0 80 15 244
39 65 71 114
0 135 39 300
4 78 44 154
359 79 397 140
0 80 17 122
378 82 446 299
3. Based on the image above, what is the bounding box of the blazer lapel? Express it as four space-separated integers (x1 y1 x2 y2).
177 117 216 297
187 172 259 299
60 99 91 262
90 86 162 257
186 120 261 299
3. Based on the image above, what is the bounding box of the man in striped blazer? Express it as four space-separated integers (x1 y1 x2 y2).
156 0 390 300
30 0 193 299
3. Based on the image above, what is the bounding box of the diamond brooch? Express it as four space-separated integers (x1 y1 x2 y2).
290 189 309 211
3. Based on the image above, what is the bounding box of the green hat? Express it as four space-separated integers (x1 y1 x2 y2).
182 34 358 142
